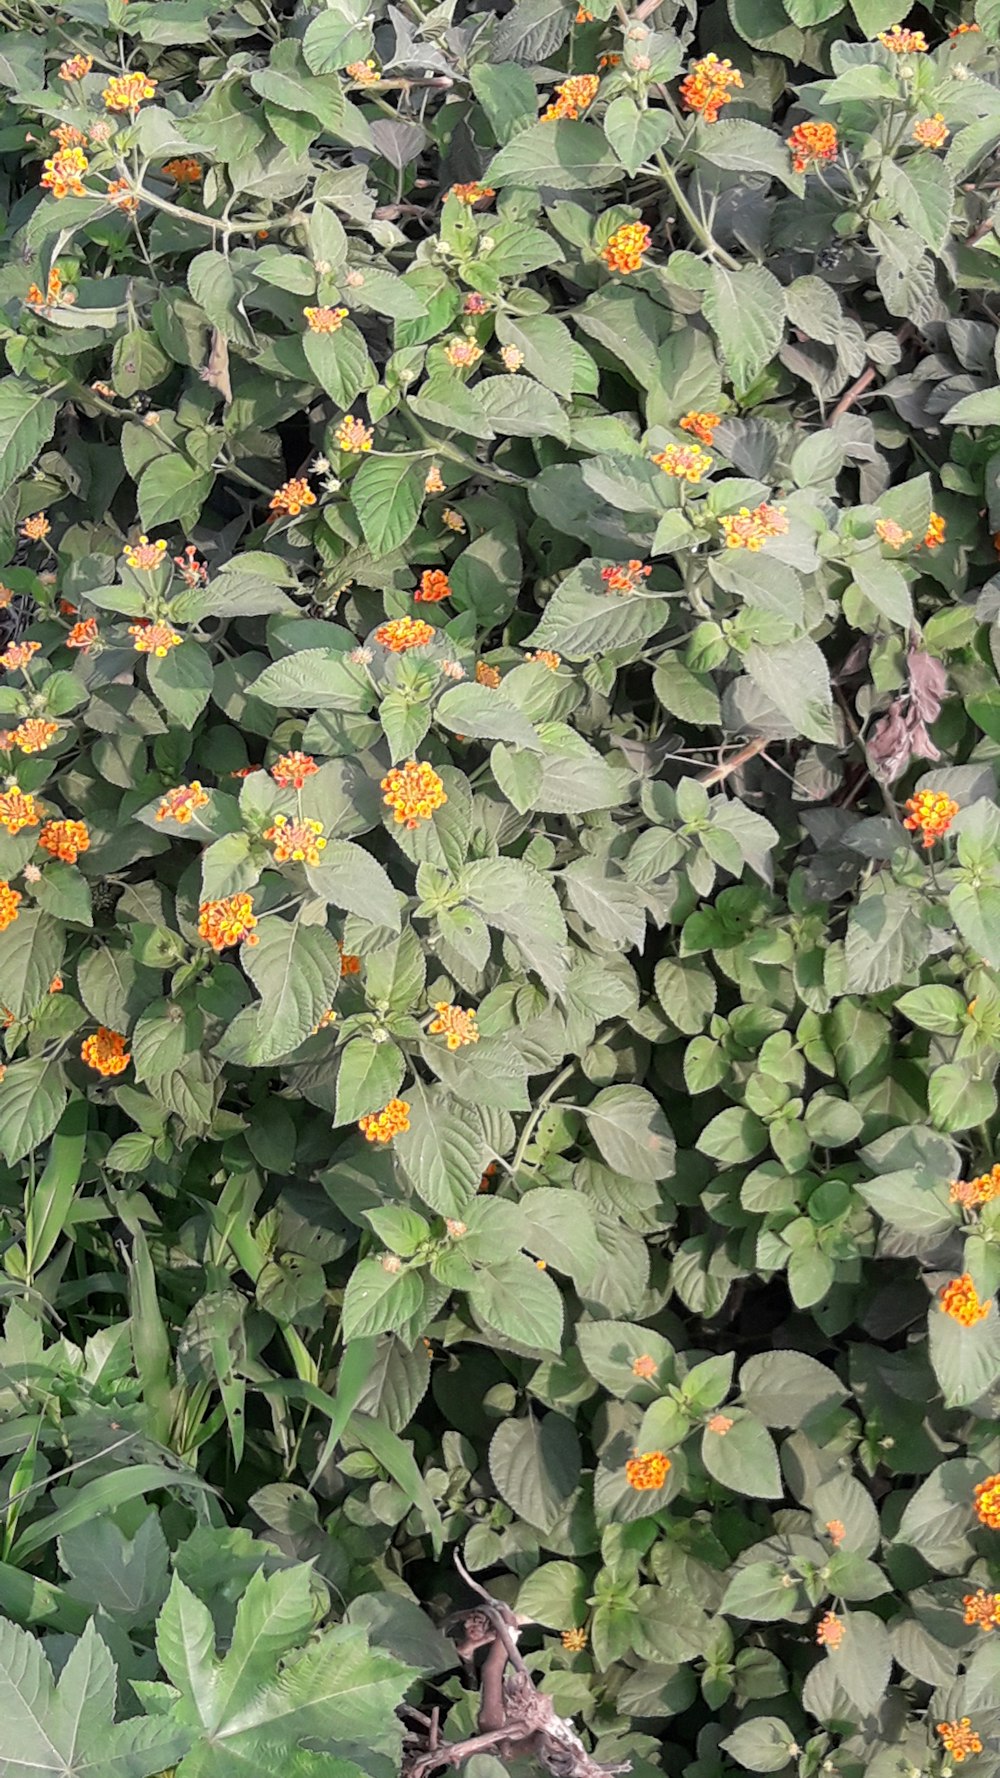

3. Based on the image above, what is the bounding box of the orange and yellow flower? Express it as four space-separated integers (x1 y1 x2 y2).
788 120 838 173
41 147 89 198
974 1473 1000 1529
964 1590 1000 1631
270 478 316 518
652 441 712 483
562 1627 587 1650
719 502 790 551
416 570 451 603
826 1519 846 1547
878 24 928 51
903 788 958 847
601 221 651 274
924 511 946 549
876 517 913 547
542 73 600 122
428 1002 479 1049
375 616 435 653
59 53 93 79
335 415 373 452
359 1098 411 1143
265 815 327 866
198 893 259 950
625 1451 671 1490
936 1720 982 1763
129 622 181 657
816 1612 845 1649
679 411 720 446
526 650 561 670
951 1164 1000 1210
0 883 21 931
913 114 949 148
443 338 483 370
21 515 50 543
340 945 361 975
601 559 651 595
425 464 445 494
271 750 319 790
0 786 41 835
632 1354 657 1379
39 818 90 864
11 719 59 754
500 343 524 372
65 617 99 653
51 123 88 151
304 305 348 333
450 182 495 205
26 267 68 309
124 535 167 571
103 71 157 111
939 1273 992 1326
381 759 447 829
162 158 202 185
476 660 501 688
156 782 210 824
679 54 743 124
345 59 380 83
107 178 139 213
81 1027 130 1076
0 641 40 671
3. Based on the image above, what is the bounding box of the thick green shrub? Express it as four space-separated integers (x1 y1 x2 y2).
1 0 1000 1772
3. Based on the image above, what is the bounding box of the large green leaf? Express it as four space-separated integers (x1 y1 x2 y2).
0 380 58 500
487 121 620 190
243 918 342 1061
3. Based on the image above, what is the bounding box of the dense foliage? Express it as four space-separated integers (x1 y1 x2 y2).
3 0 1000 1772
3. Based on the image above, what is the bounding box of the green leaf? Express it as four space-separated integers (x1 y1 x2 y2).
739 1351 847 1426
702 1412 782 1499
147 640 213 727
243 918 342 1062
516 1560 589 1631
582 1085 675 1182
489 1412 580 1531
342 1256 425 1340
721 1719 798 1773
303 324 374 408
825 1610 892 1717
0 1616 191 1778
0 910 64 1019
487 121 620 191
477 374 570 444
468 1255 565 1353
0 380 58 501
928 1293 1000 1408
603 95 673 176
894 1459 985 1572
349 455 427 557
333 1035 405 1124
742 638 835 744
0 1058 67 1166
302 7 372 73
702 264 785 391
138 456 213 531
470 62 539 143
883 155 955 254
691 118 803 194
394 1079 485 1216
306 840 400 930
436 681 540 749
252 648 372 712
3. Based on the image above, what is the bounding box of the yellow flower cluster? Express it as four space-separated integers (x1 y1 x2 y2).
359 1098 411 1143
199 893 259 950
428 1002 479 1049
265 815 327 865
382 759 447 829
903 789 958 847
939 1274 992 1326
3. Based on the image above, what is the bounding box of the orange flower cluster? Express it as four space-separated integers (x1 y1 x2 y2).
59 53 93 78
826 1519 846 1547
359 1098 411 1143
1 641 40 672
0 883 21 931
381 759 447 829
527 650 561 670
951 19 980 31
719 502 790 551
450 183 495 205
542 73 600 122
679 411 720 446
444 338 483 369
652 441 712 482
936 1720 982 1763
500 343 523 372
878 24 927 50
0 786 40 834
601 221 651 274
425 464 445 494
463 293 489 316
345 59 380 83
442 508 465 533
601 560 651 595
951 1165 1000 1210
125 535 167 571
41 147 89 198
625 1451 671 1490
66 617 99 652
903 789 958 847
107 179 138 213
562 1627 587 1651
335 415 373 452
788 120 838 173
428 1002 479 1049
39 819 90 864
20 516 49 543
103 71 157 111
964 1591 1000 1631
267 749 317 791
476 661 501 688
129 622 181 657
340 945 361 975
304 305 347 333
265 815 326 865
52 123 88 151
924 511 946 548
707 1413 734 1434
11 719 59 754
270 478 316 518
816 1612 845 1649
632 1354 657 1378
81 1027 130 1076
939 1274 992 1326
174 543 208 587
876 517 912 548
198 893 258 950
26 267 67 309
679 54 743 124
913 114 949 148
375 616 435 652
416 570 451 603
156 782 209 824
163 157 202 184
974 1473 1000 1528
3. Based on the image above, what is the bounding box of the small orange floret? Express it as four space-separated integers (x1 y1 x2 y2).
163 157 202 184
816 1611 845 1649
271 750 319 790
335 415 373 452
428 1002 479 1049
632 1354 657 1379
375 616 435 653
0 883 21 931
0 641 40 672
265 815 326 866
903 789 958 847
542 73 600 122
963 1590 1000 1631
939 1273 992 1327
924 511 946 549
59 54 93 79
913 114 949 148
974 1473 1000 1529
450 183 495 205
11 719 59 754
129 622 181 657
359 1098 411 1143
601 221 651 275
476 661 501 688
20 516 50 543
679 53 743 124
526 650 561 671
719 502 790 551
601 559 651 595
156 782 209 825
679 411 720 446
381 759 447 829
40 146 88 199
66 617 99 653
950 1164 1000 1210
270 478 316 518
198 893 259 950
39 818 90 864
0 786 40 834
416 569 451 604
876 517 913 548
81 1026 130 1076
103 71 157 111
652 441 712 482
878 24 928 51
304 305 348 333
787 120 838 173
625 1450 671 1491
562 1627 588 1650
936 1720 982 1763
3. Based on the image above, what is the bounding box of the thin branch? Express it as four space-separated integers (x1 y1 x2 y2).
827 363 877 426
697 735 768 785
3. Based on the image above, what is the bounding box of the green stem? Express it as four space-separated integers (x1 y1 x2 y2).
653 150 741 271
509 1061 577 1178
